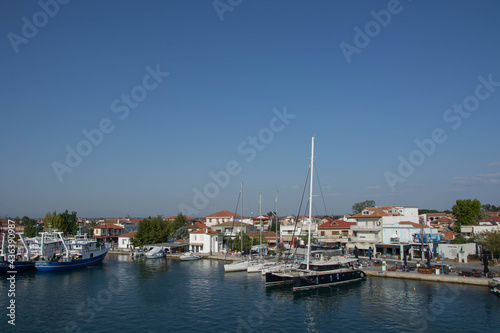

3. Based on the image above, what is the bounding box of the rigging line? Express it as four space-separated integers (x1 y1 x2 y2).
229 189 241 249
314 163 329 217
286 164 310 264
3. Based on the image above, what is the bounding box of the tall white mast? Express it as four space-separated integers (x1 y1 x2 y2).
240 182 243 255
259 193 262 258
307 136 315 270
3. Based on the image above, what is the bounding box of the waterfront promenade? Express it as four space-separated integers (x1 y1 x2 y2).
109 250 498 287
360 256 499 287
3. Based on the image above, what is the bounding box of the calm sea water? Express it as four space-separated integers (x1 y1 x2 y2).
1 254 499 333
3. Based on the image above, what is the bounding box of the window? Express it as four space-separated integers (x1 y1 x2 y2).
320 231 325 236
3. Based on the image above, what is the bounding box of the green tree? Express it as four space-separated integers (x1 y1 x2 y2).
451 234 467 244
419 209 439 215
131 215 173 247
172 213 189 231
451 199 482 232
173 226 188 239
22 216 43 237
476 231 500 259
352 200 376 214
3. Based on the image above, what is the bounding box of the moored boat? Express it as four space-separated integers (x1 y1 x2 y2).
179 252 202 261
224 260 250 272
32 231 110 272
0 232 36 273
491 277 500 296
265 137 366 290
145 246 165 259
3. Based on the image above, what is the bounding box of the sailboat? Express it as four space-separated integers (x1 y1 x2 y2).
265 137 366 290
224 182 250 272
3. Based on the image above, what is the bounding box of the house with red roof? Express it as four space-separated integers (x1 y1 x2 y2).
210 220 255 237
118 231 137 249
189 228 222 254
347 206 421 255
187 221 207 233
317 219 355 247
205 210 241 227
164 214 195 222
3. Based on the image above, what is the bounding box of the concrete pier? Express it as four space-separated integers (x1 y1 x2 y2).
364 269 491 286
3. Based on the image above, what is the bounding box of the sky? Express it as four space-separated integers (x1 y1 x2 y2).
1 0 499 219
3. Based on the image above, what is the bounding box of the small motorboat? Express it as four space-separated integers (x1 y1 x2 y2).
179 252 202 261
490 277 500 296
145 247 165 259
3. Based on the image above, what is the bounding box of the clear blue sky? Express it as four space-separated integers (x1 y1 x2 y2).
1 0 499 219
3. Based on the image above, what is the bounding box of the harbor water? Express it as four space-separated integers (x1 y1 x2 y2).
1 254 499 332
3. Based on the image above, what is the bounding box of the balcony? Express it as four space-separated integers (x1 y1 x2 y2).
351 225 381 232
349 237 380 243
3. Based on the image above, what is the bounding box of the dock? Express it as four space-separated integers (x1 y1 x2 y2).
364 268 493 286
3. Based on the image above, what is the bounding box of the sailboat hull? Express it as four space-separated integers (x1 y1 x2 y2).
292 269 366 290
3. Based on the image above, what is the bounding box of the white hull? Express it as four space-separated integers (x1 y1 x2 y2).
224 261 249 272
180 253 201 261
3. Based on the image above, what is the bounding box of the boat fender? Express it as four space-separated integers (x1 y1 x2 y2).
330 275 333 282
336 273 339 280
316 277 319 284
360 272 364 278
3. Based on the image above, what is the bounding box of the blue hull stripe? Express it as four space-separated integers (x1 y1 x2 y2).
35 249 109 272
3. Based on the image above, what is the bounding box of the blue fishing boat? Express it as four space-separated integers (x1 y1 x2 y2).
0 232 36 273
32 231 110 272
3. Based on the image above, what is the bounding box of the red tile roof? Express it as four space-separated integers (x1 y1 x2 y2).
119 231 137 238
318 219 356 229
399 221 423 228
206 210 240 218
480 216 500 223
190 228 219 235
165 215 195 220
92 224 124 229
349 207 394 218
187 221 206 229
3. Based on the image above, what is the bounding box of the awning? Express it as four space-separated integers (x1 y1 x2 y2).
190 243 204 246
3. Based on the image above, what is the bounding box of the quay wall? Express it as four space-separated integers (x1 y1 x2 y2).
365 269 491 286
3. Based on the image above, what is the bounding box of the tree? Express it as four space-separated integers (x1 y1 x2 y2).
44 210 77 235
352 200 375 214
451 199 482 232
172 213 189 231
21 216 43 237
131 215 173 247
419 209 439 215
173 226 188 239
476 231 500 259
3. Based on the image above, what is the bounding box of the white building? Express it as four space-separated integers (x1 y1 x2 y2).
189 228 223 254
118 231 137 249
205 210 241 227
348 206 421 253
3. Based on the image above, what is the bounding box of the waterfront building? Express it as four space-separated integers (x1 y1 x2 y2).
247 231 278 245
252 215 271 231
189 228 222 254
118 231 137 249
347 206 421 256
205 210 241 227
317 219 355 247
420 212 455 230
210 221 255 237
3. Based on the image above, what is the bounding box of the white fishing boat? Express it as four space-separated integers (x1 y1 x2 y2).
146 247 165 259
179 252 202 261
32 230 110 272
